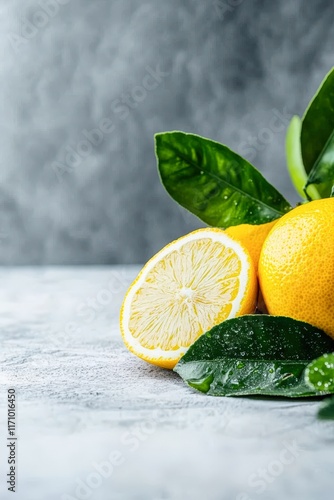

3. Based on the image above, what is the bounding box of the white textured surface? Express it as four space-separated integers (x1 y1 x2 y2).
0 266 334 500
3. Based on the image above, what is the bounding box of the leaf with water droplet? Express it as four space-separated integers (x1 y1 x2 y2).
174 315 334 397
305 353 334 393
155 132 292 227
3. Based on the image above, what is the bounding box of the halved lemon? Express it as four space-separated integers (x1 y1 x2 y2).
120 228 257 369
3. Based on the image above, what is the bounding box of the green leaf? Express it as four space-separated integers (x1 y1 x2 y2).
318 396 334 420
304 337 334 422
304 133 334 198
155 132 292 228
285 116 320 200
301 67 334 198
305 353 334 392
174 315 334 397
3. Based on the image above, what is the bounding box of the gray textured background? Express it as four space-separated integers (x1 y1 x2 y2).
1 0 333 265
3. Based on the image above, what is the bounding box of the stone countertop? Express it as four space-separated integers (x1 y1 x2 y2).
0 267 333 500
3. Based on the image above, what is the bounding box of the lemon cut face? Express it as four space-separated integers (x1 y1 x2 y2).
120 228 257 368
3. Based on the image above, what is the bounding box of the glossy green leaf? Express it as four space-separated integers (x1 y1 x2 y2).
318 396 334 420
155 132 292 228
174 315 334 397
301 67 334 198
304 133 334 198
305 353 334 392
285 116 320 200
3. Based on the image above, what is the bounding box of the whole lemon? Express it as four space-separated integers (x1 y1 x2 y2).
226 220 276 272
259 198 334 338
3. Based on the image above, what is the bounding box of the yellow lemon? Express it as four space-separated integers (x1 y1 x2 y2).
226 221 277 272
259 198 334 338
120 228 257 368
